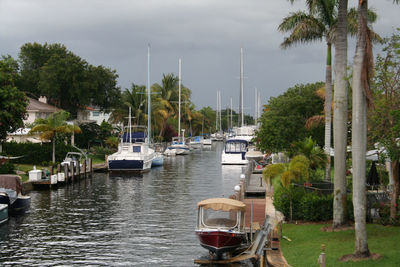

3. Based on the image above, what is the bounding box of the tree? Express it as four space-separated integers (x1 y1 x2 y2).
279 0 380 182
30 111 81 163
333 0 349 229
351 0 371 258
263 155 310 221
19 42 120 117
369 29 400 220
0 56 28 141
257 83 324 153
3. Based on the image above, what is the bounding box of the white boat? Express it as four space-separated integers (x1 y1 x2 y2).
202 135 212 146
221 139 249 165
167 136 190 155
107 109 155 172
189 136 203 149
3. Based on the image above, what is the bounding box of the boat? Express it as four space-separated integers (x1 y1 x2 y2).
167 136 191 155
107 108 156 172
195 198 247 259
221 139 249 165
0 175 31 214
151 143 165 167
189 136 203 149
0 204 8 224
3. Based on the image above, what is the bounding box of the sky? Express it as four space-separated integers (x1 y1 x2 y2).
1 0 399 118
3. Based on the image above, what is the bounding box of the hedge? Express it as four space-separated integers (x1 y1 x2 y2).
1 142 78 165
273 184 354 222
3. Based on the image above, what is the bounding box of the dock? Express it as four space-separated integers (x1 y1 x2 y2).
28 159 100 189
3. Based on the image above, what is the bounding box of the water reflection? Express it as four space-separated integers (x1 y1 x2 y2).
0 142 251 266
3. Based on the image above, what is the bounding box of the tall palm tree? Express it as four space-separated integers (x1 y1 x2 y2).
279 0 337 182
351 0 371 258
333 0 349 229
30 111 81 163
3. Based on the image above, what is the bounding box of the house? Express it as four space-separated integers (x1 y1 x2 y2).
24 96 61 125
77 106 111 125
6 96 60 143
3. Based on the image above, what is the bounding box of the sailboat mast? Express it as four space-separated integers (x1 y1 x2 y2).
230 97 232 130
219 91 222 132
254 87 257 125
216 91 218 131
178 58 181 138
240 47 244 127
147 44 151 144
128 106 132 144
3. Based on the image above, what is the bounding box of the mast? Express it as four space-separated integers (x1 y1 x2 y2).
128 106 132 144
240 47 244 127
216 91 218 132
219 91 222 132
178 58 182 138
147 44 151 144
230 97 233 130
254 87 257 125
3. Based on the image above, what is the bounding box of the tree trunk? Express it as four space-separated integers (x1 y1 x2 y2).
390 160 399 219
324 43 332 182
52 136 56 164
351 0 370 257
333 0 348 228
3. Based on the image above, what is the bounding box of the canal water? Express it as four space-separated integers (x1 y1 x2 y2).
0 142 249 266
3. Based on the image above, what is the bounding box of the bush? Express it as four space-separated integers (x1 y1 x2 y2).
91 146 111 161
273 183 354 222
2 142 79 165
0 161 15 174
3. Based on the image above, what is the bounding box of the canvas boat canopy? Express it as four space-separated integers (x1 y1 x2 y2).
197 198 246 212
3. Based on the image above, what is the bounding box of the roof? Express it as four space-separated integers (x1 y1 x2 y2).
27 97 60 112
197 198 246 212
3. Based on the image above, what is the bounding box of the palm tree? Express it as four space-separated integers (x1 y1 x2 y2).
279 0 380 183
333 0 349 229
351 0 371 258
152 74 179 138
30 111 81 163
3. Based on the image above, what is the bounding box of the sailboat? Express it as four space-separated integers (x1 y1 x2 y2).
108 46 157 171
221 48 250 165
166 58 190 155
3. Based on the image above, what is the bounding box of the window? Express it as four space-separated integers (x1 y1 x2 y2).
92 111 100 117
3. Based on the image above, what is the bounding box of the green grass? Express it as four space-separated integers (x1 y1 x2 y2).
280 223 400 266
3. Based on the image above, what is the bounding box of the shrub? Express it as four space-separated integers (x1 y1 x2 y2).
300 193 333 221
0 161 15 174
91 146 111 161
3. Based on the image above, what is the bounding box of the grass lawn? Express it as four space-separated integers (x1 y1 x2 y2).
280 223 400 266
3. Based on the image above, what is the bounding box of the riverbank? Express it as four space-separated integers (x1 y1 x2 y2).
280 223 400 266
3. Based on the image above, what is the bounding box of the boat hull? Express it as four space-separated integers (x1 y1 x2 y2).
108 159 152 172
0 194 31 214
0 204 8 224
196 230 246 256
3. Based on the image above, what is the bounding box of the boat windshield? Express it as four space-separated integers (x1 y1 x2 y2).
201 209 239 229
225 142 247 153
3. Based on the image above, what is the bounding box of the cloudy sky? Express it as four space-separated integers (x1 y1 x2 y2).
1 0 399 117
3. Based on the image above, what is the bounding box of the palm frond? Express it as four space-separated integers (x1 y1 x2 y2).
305 115 325 129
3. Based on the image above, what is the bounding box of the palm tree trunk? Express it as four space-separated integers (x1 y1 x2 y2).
52 136 56 164
333 0 348 228
324 43 332 182
390 160 399 219
351 0 370 257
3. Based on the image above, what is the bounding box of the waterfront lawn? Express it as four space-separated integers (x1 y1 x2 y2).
280 223 400 267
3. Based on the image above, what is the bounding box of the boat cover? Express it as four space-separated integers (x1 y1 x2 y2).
0 175 23 204
197 198 246 212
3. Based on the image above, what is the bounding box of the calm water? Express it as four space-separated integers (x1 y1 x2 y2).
0 142 248 266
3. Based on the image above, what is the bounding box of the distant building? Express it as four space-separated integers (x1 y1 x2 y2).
77 106 111 125
24 96 61 125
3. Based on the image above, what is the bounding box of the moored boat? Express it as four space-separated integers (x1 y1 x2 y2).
0 175 31 214
0 204 8 224
221 139 249 165
195 198 247 259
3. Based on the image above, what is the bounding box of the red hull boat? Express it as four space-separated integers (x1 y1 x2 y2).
196 198 247 258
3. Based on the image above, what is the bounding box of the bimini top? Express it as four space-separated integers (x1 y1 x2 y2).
226 139 248 144
197 198 246 212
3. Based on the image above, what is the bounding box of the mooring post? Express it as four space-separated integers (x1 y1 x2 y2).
83 160 87 179
76 160 80 179
71 161 75 182
250 200 253 243
317 244 326 267
64 164 68 183
89 158 93 178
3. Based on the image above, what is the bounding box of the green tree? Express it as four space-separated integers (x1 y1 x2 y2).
0 55 28 141
369 29 400 221
263 155 310 221
19 42 120 117
30 111 81 163
257 83 324 153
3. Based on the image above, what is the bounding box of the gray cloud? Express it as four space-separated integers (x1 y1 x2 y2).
1 0 399 116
